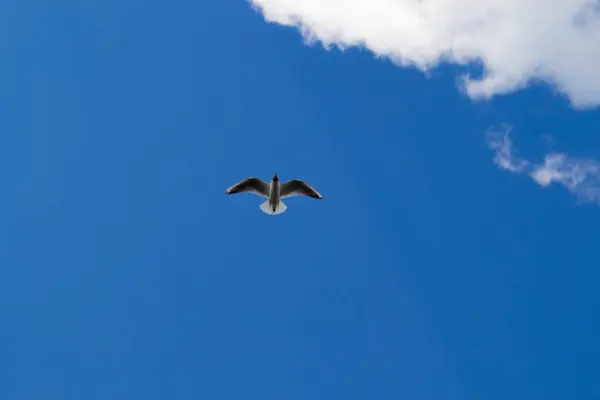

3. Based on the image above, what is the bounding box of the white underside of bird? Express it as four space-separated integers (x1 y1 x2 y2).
226 174 323 215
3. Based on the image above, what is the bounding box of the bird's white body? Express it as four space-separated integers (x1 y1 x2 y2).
260 179 287 215
226 174 322 215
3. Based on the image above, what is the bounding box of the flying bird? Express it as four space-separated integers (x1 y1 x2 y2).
226 173 323 215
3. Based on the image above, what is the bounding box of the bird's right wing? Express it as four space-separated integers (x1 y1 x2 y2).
226 177 269 198
280 179 323 199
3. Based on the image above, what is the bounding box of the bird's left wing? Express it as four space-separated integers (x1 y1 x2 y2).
280 179 323 199
226 177 269 198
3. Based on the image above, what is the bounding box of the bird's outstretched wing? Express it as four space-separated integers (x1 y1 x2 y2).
226 177 269 198
280 179 323 199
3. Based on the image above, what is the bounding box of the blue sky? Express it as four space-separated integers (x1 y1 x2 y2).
1 1 599 399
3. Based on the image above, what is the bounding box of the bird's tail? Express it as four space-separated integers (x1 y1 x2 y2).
260 200 287 215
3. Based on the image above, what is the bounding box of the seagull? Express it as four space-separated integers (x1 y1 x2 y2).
226 173 323 215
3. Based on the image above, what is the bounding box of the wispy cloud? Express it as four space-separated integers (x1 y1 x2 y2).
486 127 530 173
248 0 600 108
487 127 600 205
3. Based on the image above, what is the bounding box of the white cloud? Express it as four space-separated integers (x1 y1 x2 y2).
248 0 600 108
487 128 600 205
530 154 600 203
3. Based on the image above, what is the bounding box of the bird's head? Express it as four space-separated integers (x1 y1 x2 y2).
273 173 278 182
